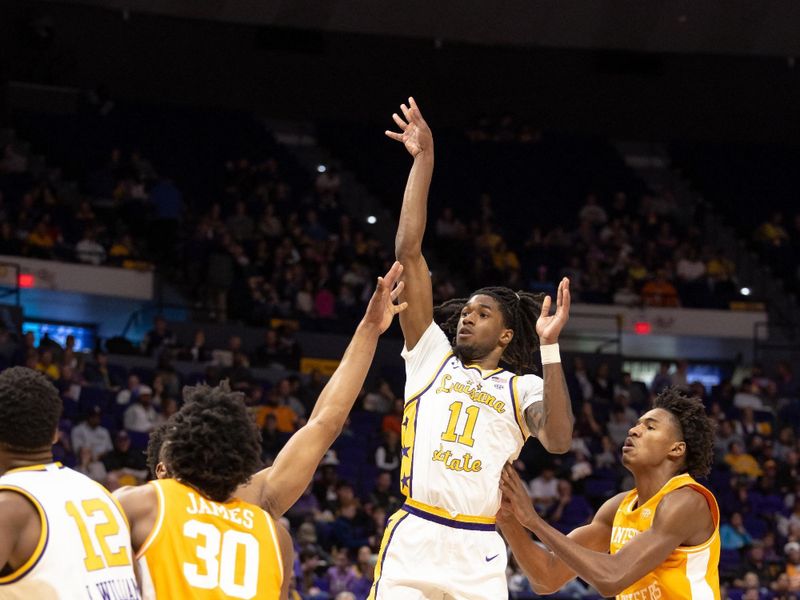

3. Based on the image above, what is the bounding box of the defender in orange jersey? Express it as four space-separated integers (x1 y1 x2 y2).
115 261 408 600
500 388 720 600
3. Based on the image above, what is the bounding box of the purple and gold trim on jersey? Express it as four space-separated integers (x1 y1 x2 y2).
463 364 506 380
400 398 418 498
403 351 453 499
402 498 496 531
406 351 454 404
508 376 529 442
367 508 410 600
0 485 50 585
3 462 65 475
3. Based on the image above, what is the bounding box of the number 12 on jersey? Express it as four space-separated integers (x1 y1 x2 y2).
441 401 480 447
65 499 131 571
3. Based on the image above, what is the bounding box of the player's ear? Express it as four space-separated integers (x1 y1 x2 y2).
155 461 168 479
669 441 686 460
499 328 514 348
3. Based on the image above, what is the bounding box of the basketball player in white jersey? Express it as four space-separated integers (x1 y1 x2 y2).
371 99 574 599
114 261 408 599
0 367 140 599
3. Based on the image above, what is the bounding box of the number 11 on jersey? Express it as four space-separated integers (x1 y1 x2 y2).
441 401 479 447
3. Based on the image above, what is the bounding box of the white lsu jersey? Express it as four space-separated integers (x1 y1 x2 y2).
400 322 542 518
0 462 140 600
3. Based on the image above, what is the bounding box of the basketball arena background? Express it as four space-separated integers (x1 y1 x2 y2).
1 2 799 597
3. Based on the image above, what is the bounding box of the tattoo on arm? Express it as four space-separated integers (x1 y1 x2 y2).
526 403 545 437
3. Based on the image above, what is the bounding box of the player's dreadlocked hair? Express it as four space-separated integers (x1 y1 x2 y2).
434 287 545 374
163 381 262 502
0 367 62 451
653 387 716 478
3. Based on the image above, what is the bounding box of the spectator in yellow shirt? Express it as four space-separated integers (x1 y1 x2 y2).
724 440 763 479
707 250 736 282
35 349 61 381
256 392 299 433
755 212 789 247
26 221 56 258
476 222 502 253
492 240 521 273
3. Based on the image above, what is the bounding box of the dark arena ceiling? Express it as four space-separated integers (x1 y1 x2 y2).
44 0 800 57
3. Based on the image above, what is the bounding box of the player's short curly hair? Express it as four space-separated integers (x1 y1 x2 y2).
0 367 62 451
653 387 716 478
163 381 262 502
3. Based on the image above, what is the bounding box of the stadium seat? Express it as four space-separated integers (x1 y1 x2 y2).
107 363 128 384
61 396 80 420
719 549 742 575
743 514 768 539
78 386 115 414
126 430 151 451
583 476 618 501
129 366 155 385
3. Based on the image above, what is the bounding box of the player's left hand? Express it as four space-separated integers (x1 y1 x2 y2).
496 494 515 527
385 97 433 159
361 261 408 334
500 463 541 529
535 277 570 345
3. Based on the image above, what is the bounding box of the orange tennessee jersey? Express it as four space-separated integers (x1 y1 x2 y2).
136 479 283 600
610 473 720 600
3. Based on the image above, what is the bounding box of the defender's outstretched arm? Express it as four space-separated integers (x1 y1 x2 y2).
238 262 408 516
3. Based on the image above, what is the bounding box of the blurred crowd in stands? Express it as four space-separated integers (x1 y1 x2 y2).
668 141 800 301
0 143 154 269
754 211 800 296
184 159 393 326
1 109 763 338
431 188 740 310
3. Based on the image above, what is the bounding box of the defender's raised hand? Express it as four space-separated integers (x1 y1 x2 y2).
536 277 571 345
496 493 516 527
500 463 541 529
362 261 408 333
385 97 433 158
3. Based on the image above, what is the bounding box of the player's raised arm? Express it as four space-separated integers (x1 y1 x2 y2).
500 464 711 598
238 262 408 516
526 277 574 453
386 97 434 350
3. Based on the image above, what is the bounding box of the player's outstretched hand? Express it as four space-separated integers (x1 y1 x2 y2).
500 463 541 529
536 277 571 346
385 97 433 158
362 261 408 334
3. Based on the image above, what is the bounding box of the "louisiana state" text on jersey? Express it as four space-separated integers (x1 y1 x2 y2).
435 374 506 413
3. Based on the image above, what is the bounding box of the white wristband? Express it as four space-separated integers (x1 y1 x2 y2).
540 343 561 365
